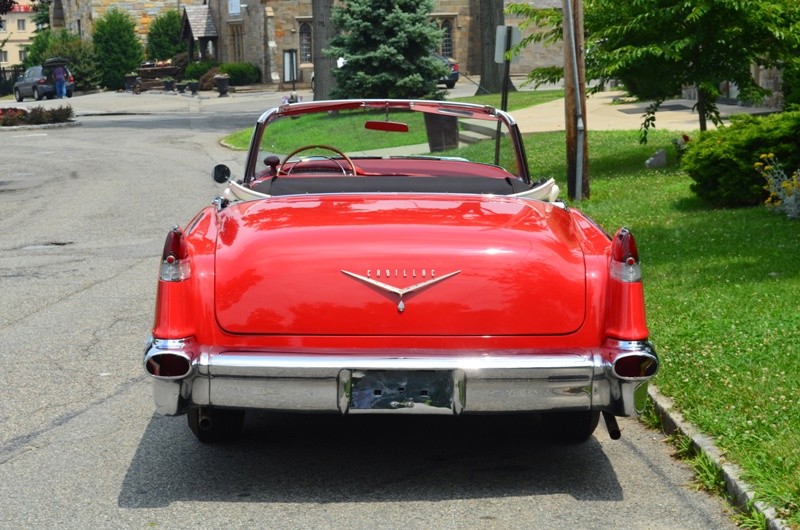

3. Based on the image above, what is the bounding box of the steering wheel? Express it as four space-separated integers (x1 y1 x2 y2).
279 145 356 175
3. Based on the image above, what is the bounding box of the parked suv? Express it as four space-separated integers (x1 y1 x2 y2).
13 59 75 102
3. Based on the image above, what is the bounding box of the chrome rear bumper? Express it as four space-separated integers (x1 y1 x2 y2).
144 338 657 418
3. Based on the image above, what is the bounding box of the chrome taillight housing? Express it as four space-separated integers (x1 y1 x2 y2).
159 226 191 281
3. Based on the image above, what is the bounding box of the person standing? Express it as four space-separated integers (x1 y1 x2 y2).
53 65 67 99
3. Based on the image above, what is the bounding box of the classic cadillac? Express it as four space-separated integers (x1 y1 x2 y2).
144 99 658 443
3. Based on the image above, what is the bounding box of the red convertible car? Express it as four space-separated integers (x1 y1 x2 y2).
144 99 657 443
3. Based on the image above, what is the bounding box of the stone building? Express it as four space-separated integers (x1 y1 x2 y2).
0 0 37 67
53 0 565 86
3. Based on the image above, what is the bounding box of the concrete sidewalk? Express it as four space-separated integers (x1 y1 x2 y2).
514 90 775 134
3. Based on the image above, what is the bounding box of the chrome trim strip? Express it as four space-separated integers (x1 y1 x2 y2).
144 338 657 417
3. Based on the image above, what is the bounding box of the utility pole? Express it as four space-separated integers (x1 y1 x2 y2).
562 0 589 200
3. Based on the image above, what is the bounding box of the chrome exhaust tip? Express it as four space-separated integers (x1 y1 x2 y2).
144 351 193 379
612 352 659 380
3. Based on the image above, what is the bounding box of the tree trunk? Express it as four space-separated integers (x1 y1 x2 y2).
312 0 337 100
697 87 709 131
475 0 511 95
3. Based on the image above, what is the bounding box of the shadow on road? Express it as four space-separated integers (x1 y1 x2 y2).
119 412 622 508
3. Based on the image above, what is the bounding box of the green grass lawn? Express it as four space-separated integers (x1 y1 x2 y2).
531 128 800 526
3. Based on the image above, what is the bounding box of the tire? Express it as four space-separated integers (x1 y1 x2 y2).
33 87 42 101
187 407 245 443
542 410 600 443
66 90 73 98
13 88 23 102
445 81 456 89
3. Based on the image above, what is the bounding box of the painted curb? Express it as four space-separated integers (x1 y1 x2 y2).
648 385 791 530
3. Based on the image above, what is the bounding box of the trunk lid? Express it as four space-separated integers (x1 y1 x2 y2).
214 195 586 336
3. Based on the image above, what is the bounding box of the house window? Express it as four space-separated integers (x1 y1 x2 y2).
0 19 6 32
230 24 243 62
228 0 241 17
17 19 26 32
299 22 312 63
0 50 8 63
19 50 27 62
440 20 453 58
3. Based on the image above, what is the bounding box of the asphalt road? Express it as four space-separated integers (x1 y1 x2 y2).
0 91 736 529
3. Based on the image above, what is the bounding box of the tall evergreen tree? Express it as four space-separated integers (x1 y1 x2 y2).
326 0 446 99
146 10 183 61
93 8 143 90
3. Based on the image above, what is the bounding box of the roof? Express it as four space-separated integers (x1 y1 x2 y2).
182 5 218 39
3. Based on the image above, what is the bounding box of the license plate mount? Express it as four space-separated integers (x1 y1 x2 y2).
345 370 457 414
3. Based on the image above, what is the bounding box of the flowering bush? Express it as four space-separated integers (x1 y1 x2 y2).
0 106 74 127
755 154 800 219
0 108 27 127
671 134 691 161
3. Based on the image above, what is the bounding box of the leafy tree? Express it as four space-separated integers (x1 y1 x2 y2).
92 8 143 90
23 29 100 90
23 29 53 67
146 9 183 61
509 0 800 140
326 0 446 99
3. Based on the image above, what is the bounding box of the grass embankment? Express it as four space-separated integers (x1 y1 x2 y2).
533 129 799 526
222 91 799 525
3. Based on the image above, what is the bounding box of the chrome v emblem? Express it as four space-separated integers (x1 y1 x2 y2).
341 270 461 313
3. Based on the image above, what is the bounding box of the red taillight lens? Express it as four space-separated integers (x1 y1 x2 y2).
159 226 191 281
452 63 460 72
610 227 641 282
68 75 75 83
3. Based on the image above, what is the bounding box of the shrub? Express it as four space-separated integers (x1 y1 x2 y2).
184 60 219 81
25 107 49 125
218 62 261 85
0 106 74 127
755 154 800 219
199 67 218 91
171 52 190 77
682 110 800 207
0 108 27 126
